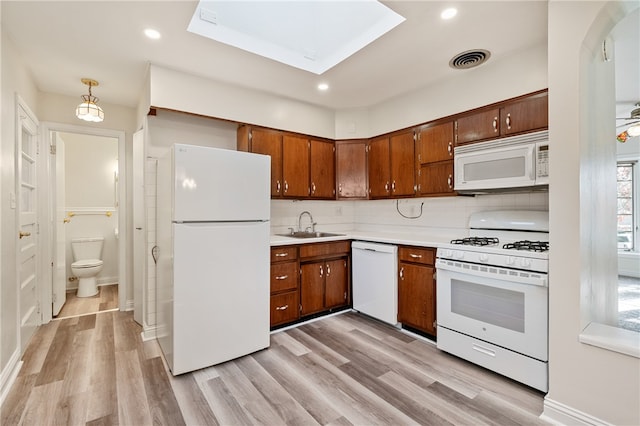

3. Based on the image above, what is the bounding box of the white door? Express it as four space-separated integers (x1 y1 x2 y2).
17 100 40 352
52 131 66 315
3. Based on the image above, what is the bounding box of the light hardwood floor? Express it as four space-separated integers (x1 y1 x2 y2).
1 310 548 425
57 284 119 319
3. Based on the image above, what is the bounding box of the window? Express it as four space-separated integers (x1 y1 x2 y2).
617 162 636 251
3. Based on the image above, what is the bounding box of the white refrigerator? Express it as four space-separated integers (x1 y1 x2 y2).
156 144 270 375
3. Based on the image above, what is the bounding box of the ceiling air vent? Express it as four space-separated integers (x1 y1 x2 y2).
449 49 491 69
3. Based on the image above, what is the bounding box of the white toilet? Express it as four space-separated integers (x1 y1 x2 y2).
71 237 104 297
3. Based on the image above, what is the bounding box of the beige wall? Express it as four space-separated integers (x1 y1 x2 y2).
545 1 640 425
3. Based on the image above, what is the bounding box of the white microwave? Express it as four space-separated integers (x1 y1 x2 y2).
454 130 549 194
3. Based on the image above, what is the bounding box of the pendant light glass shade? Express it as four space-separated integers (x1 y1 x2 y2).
76 79 104 122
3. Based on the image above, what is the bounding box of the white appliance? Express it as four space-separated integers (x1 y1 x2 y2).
454 130 549 194
352 241 398 325
436 210 549 392
156 144 270 375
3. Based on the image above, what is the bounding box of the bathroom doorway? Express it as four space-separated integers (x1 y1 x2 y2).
41 123 126 322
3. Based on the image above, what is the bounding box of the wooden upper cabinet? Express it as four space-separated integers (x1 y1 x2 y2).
247 127 283 197
310 139 335 199
456 108 500 145
456 90 548 145
336 140 367 199
416 122 454 164
367 136 392 198
500 93 548 136
389 131 416 197
282 134 310 198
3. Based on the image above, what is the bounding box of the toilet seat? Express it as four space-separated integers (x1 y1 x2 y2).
72 259 103 269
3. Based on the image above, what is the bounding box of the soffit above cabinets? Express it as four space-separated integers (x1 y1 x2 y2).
187 0 405 74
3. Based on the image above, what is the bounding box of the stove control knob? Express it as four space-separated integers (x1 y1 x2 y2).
479 254 489 262
442 249 452 258
454 251 464 260
507 256 517 266
519 258 532 268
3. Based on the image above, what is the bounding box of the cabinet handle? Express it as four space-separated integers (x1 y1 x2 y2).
409 253 422 259
447 141 453 156
385 182 390 193
275 275 288 280
319 265 324 277
311 182 316 194
274 252 289 257
492 117 498 132
284 181 289 193
275 304 289 311
276 180 281 193
19 231 31 239
392 181 396 192
447 174 453 189
399 267 404 280
505 113 512 130
326 264 331 277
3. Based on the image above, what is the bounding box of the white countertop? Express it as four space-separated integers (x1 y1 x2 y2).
270 230 453 248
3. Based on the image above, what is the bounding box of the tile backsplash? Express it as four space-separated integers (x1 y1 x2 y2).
271 192 549 236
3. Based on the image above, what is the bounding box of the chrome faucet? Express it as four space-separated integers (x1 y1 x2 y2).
298 211 316 233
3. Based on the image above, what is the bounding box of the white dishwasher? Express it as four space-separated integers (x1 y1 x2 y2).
352 241 398 325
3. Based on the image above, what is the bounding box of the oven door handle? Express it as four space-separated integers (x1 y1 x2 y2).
436 258 548 287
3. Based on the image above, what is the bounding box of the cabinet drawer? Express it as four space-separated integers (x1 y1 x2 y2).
270 291 299 327
300 241 351 259
271 246 297 263
271 261 298 293
398 246 435 265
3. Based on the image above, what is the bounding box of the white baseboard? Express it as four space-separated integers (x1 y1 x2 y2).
542 398 612 426
125 299 134 311
141 325 157 341
0 349 22 405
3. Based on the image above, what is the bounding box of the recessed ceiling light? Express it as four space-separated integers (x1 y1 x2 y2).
144 28 161 40
318 83 329 91
441 8 458 20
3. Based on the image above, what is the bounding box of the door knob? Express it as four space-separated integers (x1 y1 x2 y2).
19 231 31 239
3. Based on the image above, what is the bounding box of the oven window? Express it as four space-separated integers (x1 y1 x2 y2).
450 279 525 332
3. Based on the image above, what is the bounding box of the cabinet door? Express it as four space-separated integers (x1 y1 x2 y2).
500 94 548 136
416 122 454 164
367 136 391 198
389 131 416 196
300 262 325 316
310 139 335 199
251 128 283 197
417 162 454 195
282 135 310 198
325 258 348 309
336 140 367 199
398 262 436 334
456 108 500 144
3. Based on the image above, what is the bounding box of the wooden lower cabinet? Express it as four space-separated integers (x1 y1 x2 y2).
271 241 350 327
300 241 350 317
270 246 300 328
397 246 437 336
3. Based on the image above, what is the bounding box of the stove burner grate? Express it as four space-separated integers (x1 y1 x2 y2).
503 240 549 252
450 237 499 246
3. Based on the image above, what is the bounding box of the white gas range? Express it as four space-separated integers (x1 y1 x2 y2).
436 210 549 392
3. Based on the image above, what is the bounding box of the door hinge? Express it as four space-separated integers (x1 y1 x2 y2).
50 144 56 155
248 131 253 141
299 304 302 312
36 301 41 314
433 320 437 328
344 291 347 300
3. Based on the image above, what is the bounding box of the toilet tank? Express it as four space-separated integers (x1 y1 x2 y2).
71 237 104 261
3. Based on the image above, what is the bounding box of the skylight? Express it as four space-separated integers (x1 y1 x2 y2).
187 1 405 75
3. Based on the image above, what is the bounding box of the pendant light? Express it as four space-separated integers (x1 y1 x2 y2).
75 78 104 122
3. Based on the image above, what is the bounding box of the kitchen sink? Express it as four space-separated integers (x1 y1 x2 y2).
276 231 345 239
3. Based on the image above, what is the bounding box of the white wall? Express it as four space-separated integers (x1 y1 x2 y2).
63 133 119 288
545 2 640 425
0 29 39 395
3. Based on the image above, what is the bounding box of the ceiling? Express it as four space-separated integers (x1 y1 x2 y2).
1 1 637 117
